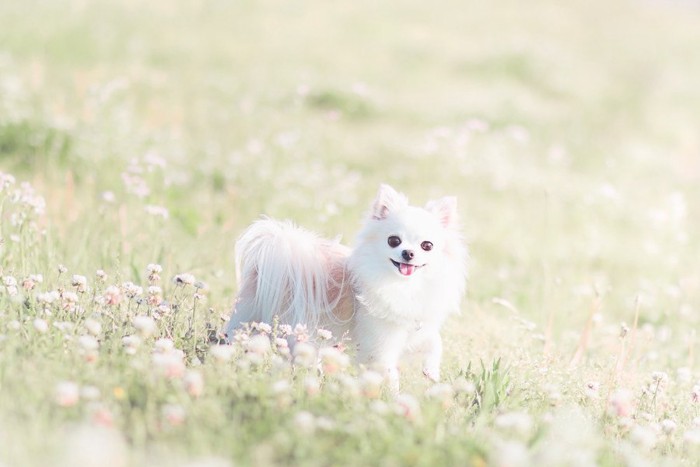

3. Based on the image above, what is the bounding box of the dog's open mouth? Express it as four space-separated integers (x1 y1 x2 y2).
390 259 424 276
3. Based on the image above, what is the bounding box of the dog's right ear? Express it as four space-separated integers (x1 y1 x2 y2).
371 184 407 220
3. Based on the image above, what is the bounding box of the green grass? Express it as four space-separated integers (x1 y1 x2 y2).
2 0 700 465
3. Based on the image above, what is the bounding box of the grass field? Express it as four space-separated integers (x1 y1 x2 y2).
2 0 700 465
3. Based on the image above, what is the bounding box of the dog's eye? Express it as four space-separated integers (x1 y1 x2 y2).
387 236 402 248
421 241 433 251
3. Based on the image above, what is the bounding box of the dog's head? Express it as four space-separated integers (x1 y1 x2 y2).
357 184 461 279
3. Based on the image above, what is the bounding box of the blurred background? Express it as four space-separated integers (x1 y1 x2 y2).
1 0 700 350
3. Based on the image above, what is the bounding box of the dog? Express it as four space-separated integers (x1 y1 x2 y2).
225 184 467 391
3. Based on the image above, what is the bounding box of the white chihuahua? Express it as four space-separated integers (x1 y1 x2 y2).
225 184 468 391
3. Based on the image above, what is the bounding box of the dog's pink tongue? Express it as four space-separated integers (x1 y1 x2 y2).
399 263 415 276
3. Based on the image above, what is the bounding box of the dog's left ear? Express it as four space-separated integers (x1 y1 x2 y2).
371 184 408 220
426 196 458 229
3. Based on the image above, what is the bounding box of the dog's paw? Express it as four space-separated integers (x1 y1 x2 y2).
422 366 441 383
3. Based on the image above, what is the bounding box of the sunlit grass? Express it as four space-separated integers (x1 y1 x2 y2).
1 0 700 465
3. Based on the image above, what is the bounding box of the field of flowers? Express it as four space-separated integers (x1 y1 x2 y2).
2 0 700 465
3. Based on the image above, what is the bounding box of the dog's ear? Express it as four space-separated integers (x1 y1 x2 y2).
371 184 407 220
426 196 458 229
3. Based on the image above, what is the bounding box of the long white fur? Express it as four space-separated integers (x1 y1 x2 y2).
225 218 347 338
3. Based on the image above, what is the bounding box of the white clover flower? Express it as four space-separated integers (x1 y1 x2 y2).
293 342 317 368
153 350 186 379
122 335 142 355
360 370 384 399
210 344 235 362
684 429 700 445
173 273 196 287
304 376 321 396
585 381 601 399
81 385 101 400
395 394 421 421
78 335 99 351
133 315 157 338
33 318 49 333
162 404 186 426
495 411 534 436
661 419 677 434
293 324 309 342
154 338 175 352
293 411 316 434
55 381 80 407
96 270 108 282
630 425 658 449
183 370 204 398
252 322 272 334
84 318 102 336
318 346 349 374
122 282 143 299
245 334 271 355
317 328 333 340
71 275 88 293
147 264 163 274
37 290 60 304
102 286 122 306
278 324 293 336
608 389 634 418
145 204 169 219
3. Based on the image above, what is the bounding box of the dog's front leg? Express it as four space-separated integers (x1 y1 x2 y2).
422 331 443 382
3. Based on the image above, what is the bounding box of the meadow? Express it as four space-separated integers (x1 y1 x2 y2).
1 0 700 465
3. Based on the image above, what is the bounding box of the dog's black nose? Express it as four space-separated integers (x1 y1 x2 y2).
402 249 414 261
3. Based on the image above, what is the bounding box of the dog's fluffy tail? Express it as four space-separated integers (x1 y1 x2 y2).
225 218 349 339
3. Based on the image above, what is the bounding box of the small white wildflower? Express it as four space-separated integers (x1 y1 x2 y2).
154 338 175 352
7 320 21 331
78 335 99 351
152 350 186 379
102 286 121 306
84 319 102 336
294 324 309 342
684 429 700 445
183 370 204 397
252 322 272 334
55 381 80 407
96 270 108 282
661 419 677 434
317 328 333 340
293 341 317 368
71 275 88 293
318 346 349 374
33 318 48 333
173 273 195 287
80 385 101 400
145 204 169 219
133 315 157 338
245 334 271 355
122 282 143 299
210 344 235 362
360 370 384 399
304 376 321 396
495 411 534 436
162 404 186 426
395 394 421 421
122 335 142 355
294 411 316 434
